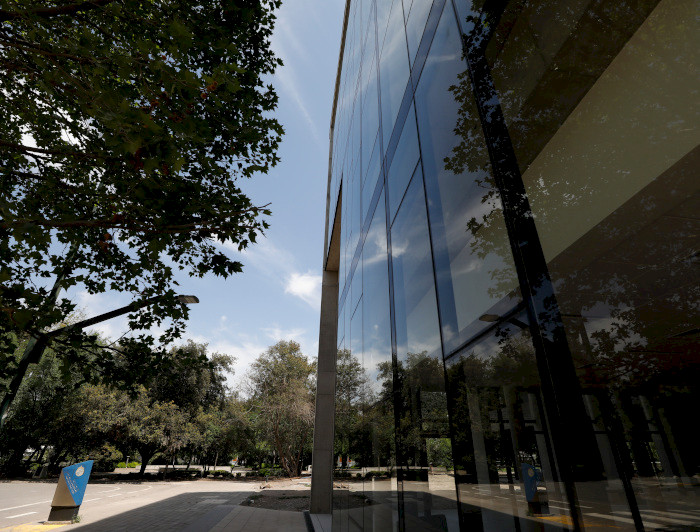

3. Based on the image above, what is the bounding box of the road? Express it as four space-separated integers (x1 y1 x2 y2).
0 480 258 531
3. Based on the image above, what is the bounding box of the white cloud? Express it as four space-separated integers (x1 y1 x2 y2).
270 13 322 145
261 325 307 342
285 271 322 309
222 237 322 309
181 323 316 395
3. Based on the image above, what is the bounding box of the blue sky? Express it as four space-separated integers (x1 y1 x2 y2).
74 0 346 388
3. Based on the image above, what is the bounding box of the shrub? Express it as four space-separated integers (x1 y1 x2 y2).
92 444 122 472
259 466 283 477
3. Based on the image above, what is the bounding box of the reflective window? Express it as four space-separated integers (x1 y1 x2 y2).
361 55 379 179
329 0 699 530
386 103 420 222
477 0 700 528
391 168 460 531
360 195 398 530
403 0 432 64
415 5 519 354
391 173 441 361
445 312 566 531
379 0 410 149
362 132 381 223
333 297 365 530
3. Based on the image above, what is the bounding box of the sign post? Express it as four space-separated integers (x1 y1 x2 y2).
47 460 93 523
521 463 549 515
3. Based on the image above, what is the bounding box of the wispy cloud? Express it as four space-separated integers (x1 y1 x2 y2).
270 13 323 145
182 323 315 393
261 325 307 343
222 237 321 309
284 271 322 309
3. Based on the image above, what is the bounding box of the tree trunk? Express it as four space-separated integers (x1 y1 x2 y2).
23 448 38 468
213 451 218 471
36 445 47 465
138 449 154 476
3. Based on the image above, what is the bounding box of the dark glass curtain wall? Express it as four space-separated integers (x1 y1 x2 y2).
326 0 699 530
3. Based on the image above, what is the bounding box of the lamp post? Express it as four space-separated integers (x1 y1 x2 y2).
0 294 199 429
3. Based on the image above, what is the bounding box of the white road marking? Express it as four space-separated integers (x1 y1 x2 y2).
585 512 664 528
614 509 697 525
636 511 695 526
108 494 122 498
82 498 102 503
6 512 38 519
643 509 700 520
548 499 592 508
0 500 52 513
126 486 153 494
99 487 121 494
547 505 571 512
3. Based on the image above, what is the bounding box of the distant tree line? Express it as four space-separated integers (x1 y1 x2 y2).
0 339 316 478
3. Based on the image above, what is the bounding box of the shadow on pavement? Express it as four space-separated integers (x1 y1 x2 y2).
74 491 251 532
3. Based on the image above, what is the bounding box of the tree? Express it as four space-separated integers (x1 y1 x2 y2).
247 340 316 477
0 0 284 388
0 338 232 477
333 348 368 468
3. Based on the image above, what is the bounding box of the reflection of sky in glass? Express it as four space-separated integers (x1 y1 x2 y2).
363 194 392 396
380 0 410 147
392 174 442 361
415 4 518 352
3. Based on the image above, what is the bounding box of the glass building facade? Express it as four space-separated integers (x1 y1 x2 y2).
314 0 699 530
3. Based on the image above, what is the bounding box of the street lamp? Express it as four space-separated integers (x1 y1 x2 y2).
0 294 199 429
176 295 199 305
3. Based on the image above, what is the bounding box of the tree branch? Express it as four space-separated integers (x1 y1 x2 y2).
0 0 116 23
0 140 106 160
0 216 261 234
0 36 98 63
4 169 79 190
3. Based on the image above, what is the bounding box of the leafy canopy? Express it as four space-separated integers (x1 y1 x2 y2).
0 0 284 377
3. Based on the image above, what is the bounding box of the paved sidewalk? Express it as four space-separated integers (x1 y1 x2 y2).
209 506 307 531
0 480 310 532
1 506 307 532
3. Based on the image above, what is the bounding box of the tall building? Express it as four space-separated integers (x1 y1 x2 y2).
310 0 699 530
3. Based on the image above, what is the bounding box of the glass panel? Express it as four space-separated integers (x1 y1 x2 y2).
387 103 420 222
362 132 381 223
391 173 460 530
403 0 432 64
360 194 399 530
334 296 365 531
481 0 700 528
349 145 363 261
351 258 363 322
379 0 410 149
445 311 567 531
361 56 379 182
415 5 519 355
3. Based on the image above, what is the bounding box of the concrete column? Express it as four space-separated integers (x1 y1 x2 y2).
310 269 339 515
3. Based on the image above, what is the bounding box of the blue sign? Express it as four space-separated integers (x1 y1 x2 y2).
61 460 93 506
521 463 541 502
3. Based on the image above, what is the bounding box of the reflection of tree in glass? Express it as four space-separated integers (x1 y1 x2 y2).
442 11 699 392
445 70 515 301
389 352 450 470
446 328 542 484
